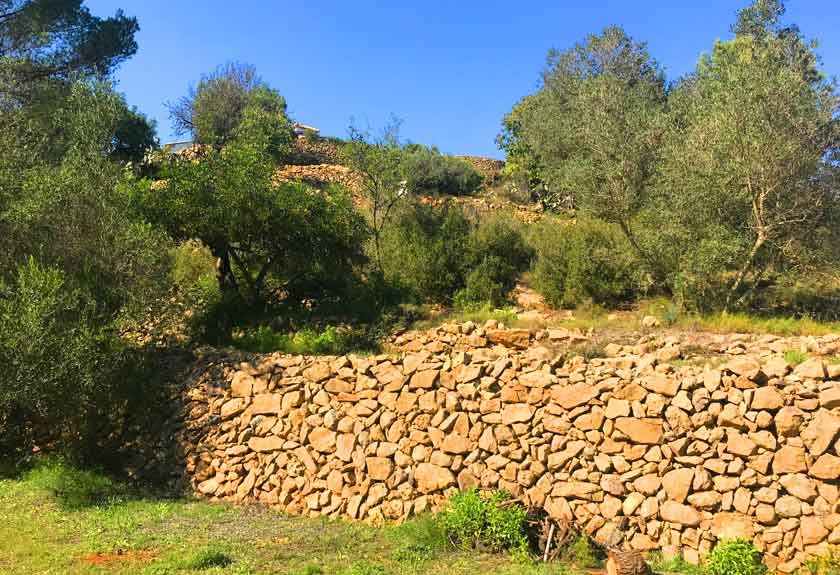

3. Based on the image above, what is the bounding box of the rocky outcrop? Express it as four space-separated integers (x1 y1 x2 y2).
180 323 840 573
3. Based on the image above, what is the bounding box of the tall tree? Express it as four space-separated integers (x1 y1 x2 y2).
659 0 839 308
167 62 294 158
498 27 666 275
0 0 138 102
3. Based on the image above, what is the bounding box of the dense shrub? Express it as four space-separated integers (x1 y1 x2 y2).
455 216 533 308
381 203 530 307
403 144 484 196
530 218 640 308
0 82 173 458
380 202 472 303
707 539 766 575
440 488 529 554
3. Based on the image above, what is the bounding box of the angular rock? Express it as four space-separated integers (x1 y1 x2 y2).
614 417 663 445
660 501 701 527
802 409 840 456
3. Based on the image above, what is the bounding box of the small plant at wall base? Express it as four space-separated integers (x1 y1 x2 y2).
440 489 529 555
706 539 767 575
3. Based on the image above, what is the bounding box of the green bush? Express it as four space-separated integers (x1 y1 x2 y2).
382 203 530 307
530 218 639 308
403 144 483 196
455 217 533 308
707 539 766 575
440 489 529 554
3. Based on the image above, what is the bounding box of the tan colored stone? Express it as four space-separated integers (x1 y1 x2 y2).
727 432 757 457
660 501 701 527
775 406 806 436
802 409 840 456
663 468 695 503
779 474 817 502
408 369 440 389
801 515 830 545
726 356 762 379
773 445 808 474
711 512 754 540
795 357 826 379
643 373 679 397
551 383 598 410
249 393 282 414
442 433 472 455
614 417 663 444
230 372 253 397
811 454 840 480
414 463 456 493
248 436 283 452
366 457 394 481
485 329 530 349
501 403 535 425
819 385 840 409
605 398 630 419
751 386 784 411
303 362 331 383
220 398 246 419
308 427 336 453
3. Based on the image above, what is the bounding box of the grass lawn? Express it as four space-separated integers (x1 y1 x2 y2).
0 461 591 575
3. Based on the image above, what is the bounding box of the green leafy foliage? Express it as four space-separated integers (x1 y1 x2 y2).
530 218 640 308
168 62 295 158
560 533 600 568
0 1 139 101
0 81 173 458
455 216 533 308
440 489 529 554
133 140 368 327
232 326 357 355
707 539 767 575
402 144 483 196
381 203 530 308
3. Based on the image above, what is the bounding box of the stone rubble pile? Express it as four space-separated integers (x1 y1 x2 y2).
181 323 840 573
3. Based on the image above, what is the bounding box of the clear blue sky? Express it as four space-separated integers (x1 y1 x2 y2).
87 1 839 159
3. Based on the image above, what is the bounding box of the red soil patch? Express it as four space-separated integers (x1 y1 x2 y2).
80 549 156 565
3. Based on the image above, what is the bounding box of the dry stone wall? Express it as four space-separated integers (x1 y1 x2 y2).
181 323 840 573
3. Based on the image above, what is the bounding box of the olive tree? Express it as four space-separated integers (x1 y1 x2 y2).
134 109 368 318
167 62 294 158
659 14 839 308
498 27 666 275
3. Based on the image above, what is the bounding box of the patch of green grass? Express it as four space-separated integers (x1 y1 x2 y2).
231 325 378 355
647 552 705 575
183 547 233 569
22 456 127 509
341 561 388 575
387 515 447 567
411 304 519 332
559 533 600 569
784 349 808 365
675 312 840 336
0 458 601 575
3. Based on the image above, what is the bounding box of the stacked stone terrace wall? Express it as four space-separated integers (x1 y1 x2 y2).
181 323 840 573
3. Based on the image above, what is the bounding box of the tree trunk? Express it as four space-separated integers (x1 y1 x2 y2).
213 248 237 297
725 233 765 311
606 549 650 575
